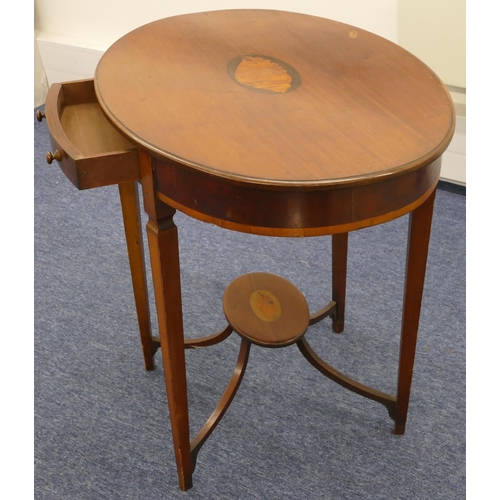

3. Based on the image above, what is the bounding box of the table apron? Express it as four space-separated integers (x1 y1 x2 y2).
153 157 441 236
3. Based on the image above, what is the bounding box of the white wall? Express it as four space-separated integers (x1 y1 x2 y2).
34 0 398 85
34 34 48 107
35 0 398 50
397 0 465 186
398 0 465 89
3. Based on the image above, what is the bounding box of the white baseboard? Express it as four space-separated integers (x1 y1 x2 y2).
35 33 466 186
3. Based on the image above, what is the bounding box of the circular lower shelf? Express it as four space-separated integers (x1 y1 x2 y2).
223 272 310 347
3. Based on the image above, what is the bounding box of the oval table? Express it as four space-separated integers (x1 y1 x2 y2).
64 9 454 491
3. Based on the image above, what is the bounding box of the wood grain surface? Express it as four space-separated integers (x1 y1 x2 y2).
223 272 310 347
95 9 455 188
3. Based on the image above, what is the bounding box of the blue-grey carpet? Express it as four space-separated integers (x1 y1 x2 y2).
34 109 465 499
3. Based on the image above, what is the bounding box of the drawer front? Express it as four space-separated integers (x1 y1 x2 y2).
44 79 140 190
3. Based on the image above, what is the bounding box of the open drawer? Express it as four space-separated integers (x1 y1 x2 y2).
43 79 139 190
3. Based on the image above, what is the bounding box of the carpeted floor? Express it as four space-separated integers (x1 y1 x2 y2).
34 109 466 499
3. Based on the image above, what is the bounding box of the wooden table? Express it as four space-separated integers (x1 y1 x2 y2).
42 9 455 491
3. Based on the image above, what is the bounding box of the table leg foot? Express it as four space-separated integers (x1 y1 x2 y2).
118 181 155 371
140 151 193 489
394 188 437 435
394 421 406 435
146 213 193 490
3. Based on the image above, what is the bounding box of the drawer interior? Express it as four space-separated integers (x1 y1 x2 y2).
58 79 136 156
61 102 134 156
45 79 140 190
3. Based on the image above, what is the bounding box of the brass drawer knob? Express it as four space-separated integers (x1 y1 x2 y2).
36 110 46 122
46 150 62 164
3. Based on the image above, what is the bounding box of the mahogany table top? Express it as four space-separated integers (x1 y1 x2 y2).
94 9 455 189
